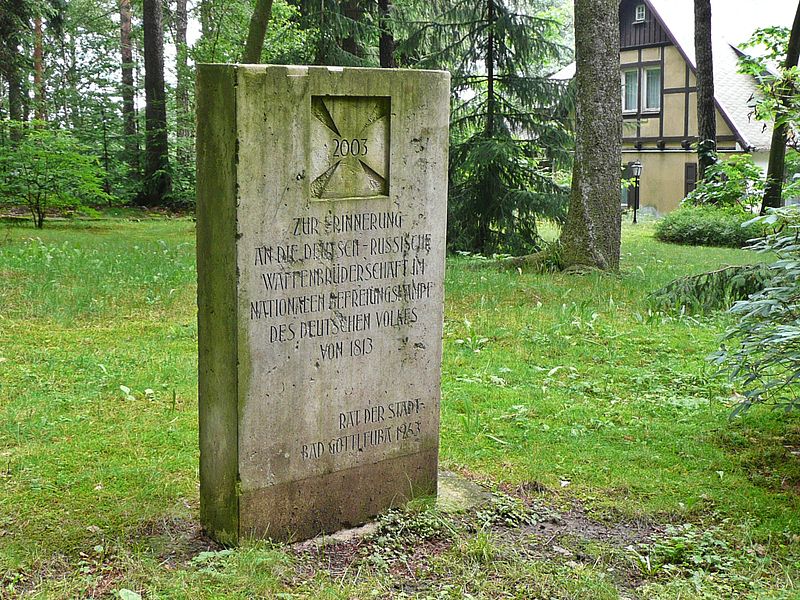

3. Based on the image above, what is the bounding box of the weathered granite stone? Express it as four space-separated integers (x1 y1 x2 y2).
196 65 450 544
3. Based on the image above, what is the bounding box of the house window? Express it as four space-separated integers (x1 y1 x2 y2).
634 4 646 23
622 70 639 112
643 67 661 111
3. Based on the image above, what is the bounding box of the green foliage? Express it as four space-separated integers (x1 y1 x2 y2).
739 27 800 144
649 264 774 314
0 121 110 227
654 205 764 248
294 0 380 66
448 131 570 255
48 0 133 197
713 207 800 413
784 148 800 201
194 0 313 65
401 0 573 255
365 505 452 564
640 524 736 573
683 155 765 210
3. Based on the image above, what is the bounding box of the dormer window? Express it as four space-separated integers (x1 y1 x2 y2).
634 4 646 23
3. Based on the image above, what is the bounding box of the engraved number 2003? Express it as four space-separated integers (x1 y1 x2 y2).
333 138 368 157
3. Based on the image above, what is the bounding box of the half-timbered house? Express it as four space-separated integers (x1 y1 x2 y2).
557 0 774 214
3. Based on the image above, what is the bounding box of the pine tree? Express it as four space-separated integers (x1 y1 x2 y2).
119 0 139 180
140 0 171 205
400 0 572 254
295 0 377 65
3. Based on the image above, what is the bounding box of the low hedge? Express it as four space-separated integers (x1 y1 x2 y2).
654 205 763 248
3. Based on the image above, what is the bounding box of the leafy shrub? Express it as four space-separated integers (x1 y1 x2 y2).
0 120 110 227
654 205 763 248
712 207 800 413
683 154 764 210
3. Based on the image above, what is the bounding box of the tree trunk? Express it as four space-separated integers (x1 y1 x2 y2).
486 0 495 136
141 0 171 205
242 0 274 63
33 15 45 121
558 0 621 271
200 0 212 37
120 0 139 179
100 105 112 196
694 0 716 180
175 0 191 167
378 0 395 68
58 36 70 125
6 70 23 122
761 1 800 213
63 31 80 128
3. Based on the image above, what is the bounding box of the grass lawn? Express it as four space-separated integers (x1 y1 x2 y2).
2 216 800 598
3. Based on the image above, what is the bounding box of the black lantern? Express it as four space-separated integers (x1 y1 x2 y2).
631 160 642 224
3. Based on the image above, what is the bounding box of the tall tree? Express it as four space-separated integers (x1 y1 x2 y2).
0 0 31 125
404 0 572 254
242 0 275 62
141 0 171 204
175 0 191 166
378 0 395 67
694 0 716 180
33 14 46 120
119 0 139 178
558 0 621 270
762 3 800 213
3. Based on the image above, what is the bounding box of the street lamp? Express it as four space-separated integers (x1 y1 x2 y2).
631 160 643 224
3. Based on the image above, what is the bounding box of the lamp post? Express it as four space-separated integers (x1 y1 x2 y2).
631 160 643 224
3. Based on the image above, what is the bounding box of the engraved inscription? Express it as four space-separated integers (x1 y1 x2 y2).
300 398 427 461
310 96 390 200
249 208 435 460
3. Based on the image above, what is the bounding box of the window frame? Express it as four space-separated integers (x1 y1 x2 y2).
642 67 662 112
622 69 640 114
634 4 646 23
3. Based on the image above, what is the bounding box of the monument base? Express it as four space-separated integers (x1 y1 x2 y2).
239 450 437 542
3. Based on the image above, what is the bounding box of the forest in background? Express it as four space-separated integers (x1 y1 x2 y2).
0 0 575 254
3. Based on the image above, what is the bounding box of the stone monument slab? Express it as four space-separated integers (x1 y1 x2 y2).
196 65 450 544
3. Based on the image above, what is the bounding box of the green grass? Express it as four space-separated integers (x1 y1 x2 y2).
2 218 800 598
